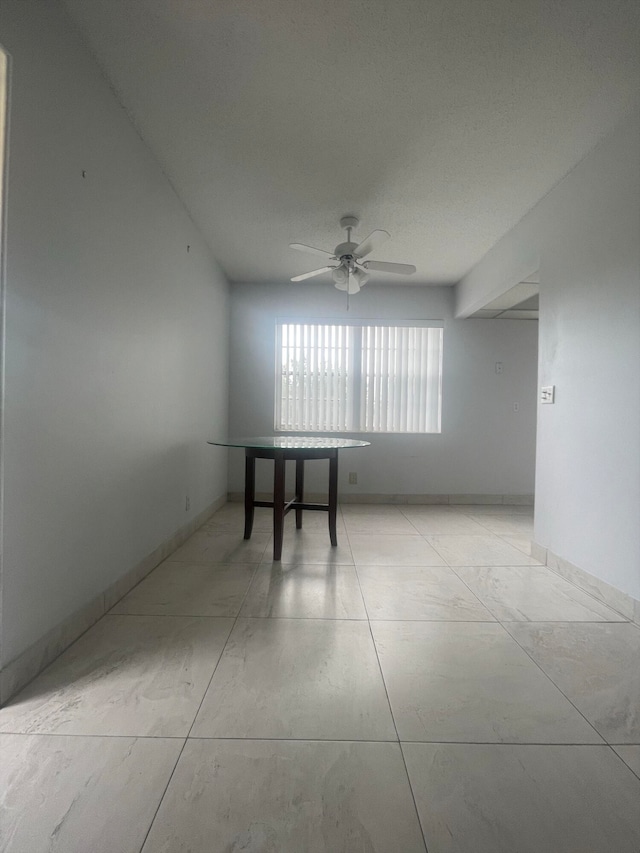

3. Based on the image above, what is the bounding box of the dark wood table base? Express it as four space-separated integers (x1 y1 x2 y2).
243 447 339 561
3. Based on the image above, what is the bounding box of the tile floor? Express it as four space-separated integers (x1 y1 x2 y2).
1 502 640 852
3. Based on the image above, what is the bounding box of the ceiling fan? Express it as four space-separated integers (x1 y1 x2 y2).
290 215 417 295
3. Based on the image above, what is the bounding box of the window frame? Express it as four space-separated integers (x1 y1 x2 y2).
274 318 444 435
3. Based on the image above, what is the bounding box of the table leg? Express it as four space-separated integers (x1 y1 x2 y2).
273 452 286 560
244 453 255 540
328 451 338 547
295 458 305 529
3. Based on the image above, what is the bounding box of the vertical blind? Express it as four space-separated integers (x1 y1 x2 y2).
276 322 443 433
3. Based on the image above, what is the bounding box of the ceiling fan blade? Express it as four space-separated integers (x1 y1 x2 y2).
289 243 335 259
363 261 417 275
291 266 335 282
353 229 390 259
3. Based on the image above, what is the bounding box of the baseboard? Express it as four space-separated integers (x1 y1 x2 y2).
0 495 226 706
532 541 640 626
228 492 535 506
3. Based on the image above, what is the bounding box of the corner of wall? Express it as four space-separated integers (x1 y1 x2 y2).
0 494 226 707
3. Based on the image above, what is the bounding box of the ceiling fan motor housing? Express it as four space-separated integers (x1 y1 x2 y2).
333 241 358 261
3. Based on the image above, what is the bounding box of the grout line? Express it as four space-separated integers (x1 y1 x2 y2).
95 612 631 624
608 745 640 784
398 739 634 747
137 736 188 853
184 735 404 743
106 612 252 620
234 615 497 623
0 731 188 739
183 736 634 746
137 547 261 853
0 730 631 747
346 519 430 853
496 621 608 745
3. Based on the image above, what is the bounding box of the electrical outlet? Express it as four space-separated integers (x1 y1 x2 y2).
185 496 191 511
348 472 357 485
513 402 520 412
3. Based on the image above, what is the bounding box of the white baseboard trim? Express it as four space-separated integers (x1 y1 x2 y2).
0 495 226 706
532 541 640 626
228 492 534 506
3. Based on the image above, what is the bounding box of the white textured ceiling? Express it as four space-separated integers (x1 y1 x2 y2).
61 0 640 285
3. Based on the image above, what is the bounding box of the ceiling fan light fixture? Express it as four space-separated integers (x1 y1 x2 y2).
332 266 348 287
351 268 369 289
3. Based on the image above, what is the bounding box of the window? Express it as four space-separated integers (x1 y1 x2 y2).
275 320 443 433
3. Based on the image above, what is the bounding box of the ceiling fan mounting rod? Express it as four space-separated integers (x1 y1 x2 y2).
340 215 359 249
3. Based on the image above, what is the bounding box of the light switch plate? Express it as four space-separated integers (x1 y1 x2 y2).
541 385 555 404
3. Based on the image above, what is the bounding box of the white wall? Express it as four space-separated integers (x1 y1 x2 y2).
0 2 229 666
456 107 640 600
229 282 538 498
535 110 640 600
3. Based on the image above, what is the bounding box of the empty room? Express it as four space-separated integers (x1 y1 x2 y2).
0 1 639 851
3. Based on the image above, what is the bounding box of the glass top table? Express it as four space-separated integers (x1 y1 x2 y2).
208 436 370 560
209 437 370 450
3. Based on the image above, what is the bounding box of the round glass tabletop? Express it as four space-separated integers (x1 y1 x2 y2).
208 436 370 449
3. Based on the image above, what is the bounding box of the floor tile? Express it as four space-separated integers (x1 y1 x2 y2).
143 739 426 853
455 565 625 622
205 505 347 535
286 510 348 535
399 507 489 535
191 618 396 740
5 501 637 852
425 534 539 566
343 509 419 534
0 615 233 737
357 565 494 621
203 503 274 531
269 530 354 564
0 733 182 853
170 529 270 563
349 534 447 566
466 513 534 537
340 503 404 515
111 561 256 617
453 505 534 516
507 622 640 743
371 621 601 743
614 745 640 777
241 562 366 619
497 533 535 555
403 743 640 853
